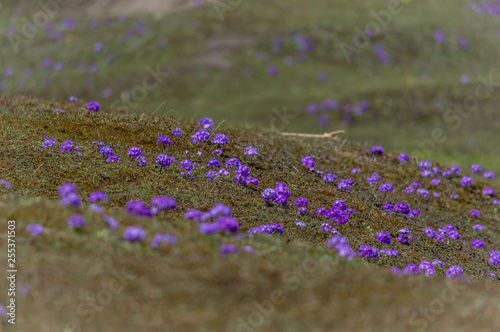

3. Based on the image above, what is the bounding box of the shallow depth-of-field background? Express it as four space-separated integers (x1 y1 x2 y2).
1 1 500 331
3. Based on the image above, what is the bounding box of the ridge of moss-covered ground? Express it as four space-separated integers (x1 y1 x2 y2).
0 95 499 331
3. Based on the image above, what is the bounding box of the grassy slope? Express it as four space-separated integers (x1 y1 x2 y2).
1 0 500 178
0 95 499 331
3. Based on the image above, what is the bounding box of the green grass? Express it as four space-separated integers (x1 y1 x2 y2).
0 95 499 331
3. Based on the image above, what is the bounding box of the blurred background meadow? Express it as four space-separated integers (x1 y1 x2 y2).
1 0 500 180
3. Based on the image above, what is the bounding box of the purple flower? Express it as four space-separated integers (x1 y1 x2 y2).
404 186 415 194
103 215 119 229
421 170 433 177
150 197 176 212
67 214 85 228
471 165 482 173
248 223 283 235
337 179 353 191
423 227 436 239
87 101 100 112
198 117 214 130
211 149 223 156
225 158 241 169
430 179 441 186
172 127 183 137
60 140 75 152
489 251 500 266
151 233 177 248
370 145 384 156
433 260 444 268
61 192 81 208
191 129 210 143
106 155 120 163
99 146 113 157
215 216 239 234
156 154 173 167
267 65 278 75
41 136 56 148
294 197 308 207
378 183 393 193
419 160 431 170
351 168 361 174
262 188 277 202
403 264 420 275
123 226 147 242
469 209 480 218
450 166 461 174
212 133 229 146
157 135 171 146
398 153 409 162
483 187 495 197
381 203 393 213
483 171 495 180
380 249 398 257
358 245 380 259
89 191 108 202
373 44 389 66
244 146 258 155
322 173 336 182
460 176 473 187
301 155 315 171
367 173 381 185
397 228 414 244
125 200 151 217
435 29 445 43
26 223 44 236
416 189 430 198
0 179 13 189
59 182 77 198
295 220 306 227
394 202 410 214
445 266 464 278
471 239 485 249
184 209 203 222
326 236 355 260
275 182 290 198
450 192 458 199
179 159 194 171
376 231 391 244
472 224 484 230
137 156 147 166
220 243 238 256
206 159 221 168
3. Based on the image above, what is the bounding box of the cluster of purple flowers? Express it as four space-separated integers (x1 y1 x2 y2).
315 200 356 224
123 225 147 242
248 223 284 235
445 266 464 279
156 154 174 169
378 183 393 193
358 245 380 259
67 214 85 228
157 135 171 146
376 231 391 244
198 117 214 130
326 236 355 260
128 147 142 159
489 250 500 266
370 145 384 156
397 228 414 244
380 249 398 257
212 133 229 146
262 182 290 206
26 223 44 236
59 182 81 208
337 178 354 191
151 233 177 248
294 197 308 215
191 129 210 144
244 146 258 155
41 135 56 149
232 165 258 187
471 239 485 249
367 172 381 184
301 155 315 171
87 101 100 112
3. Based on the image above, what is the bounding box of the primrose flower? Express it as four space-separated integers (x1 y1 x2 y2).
351 168 361 174
0 179 12 190
206 159 221 168
157 135 171 146
275 182 290 198
137 156 147 166
376 231 391 244
469 209 480 218
248 223 283 235
417 189 430 198
358 245 380 259
489 251 500 266
244 146 258 155
295 220 306 228
421 170 433 177
472 224 484 230
99 146 113 157
370 145 384 156
301 155 315 171
337 179 353 191
41 136 56 148
67 214 85 228
423 227 436 239
471 239 485 249
419 160 431 170
172 127 183 137
184 209 203 222
215 216 239 234
103 215 119 229
398 153 409 162
483 171 495 180
326 236 356 260
394 202 410 215
404 186 415 194
151 233 177 248
106 155 120 163
397 228 414 244
26 223 44 236
59 182 77 198
445 266 464 278
191 129 210 144
471 165 482 173
460 176 473 187
211 149 222 156
125 200 151 217
61 193 81 208
123 226 147 242
198 117 214 130
225 158 241 169
482 187 495 197
403 264 420 275
262 188 277 202
127 147 142 159
323 173 337 182
150 197 176 212
212 133 229 146
87 101 100 112
367 173 381 184
156 154 173 168
220 243 238 256
381 203 393 214
378 183 393 193
430 179 441 186
88 191 108 202
60 140 75 152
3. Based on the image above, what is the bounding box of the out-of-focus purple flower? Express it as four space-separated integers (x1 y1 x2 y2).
421 170 433 177
67 214 85 228
483 171 495 180
457 37 468 48
248 223 283 235
106 155 120 163
351 168 361 174
417 189 430 198
326 236 356 260
430 179 441 186
156 154 173 168
419 160 431 170
483 187 495 197
198 117 214 130
450 192 458 199
367 172 381 185
184 209 203 222
423 227 436 239
380 249 398 257
471 165 482 173
89 204 103 213
379 183 393 193
61 192 81 208
445 266 464 278
460 176 473 187
103 215 119 229
433 260 444 269
376 231 391 244
471 239 485 249
398 153 409 162
435 30 445 43
151 233 177 248
0 179 13 189
381 203 393 214
26 223 44 236
123 226 146 242
370 145 384 156
473 224 484 230
206 159 221 168
150 197 176 212
358 244 380 259
60 140 75 152
489 251 500 266
267 65 278 75
87 101 100 112
403 264 420 275
89 191 108 202
469 209 480 218
220 243 238 255
295 220 306 227
244 146 258 155
125 200 151 217
301 155 315 171
337 179 353 191
373 44 389 66
136 156 147 166
191 129 210 143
